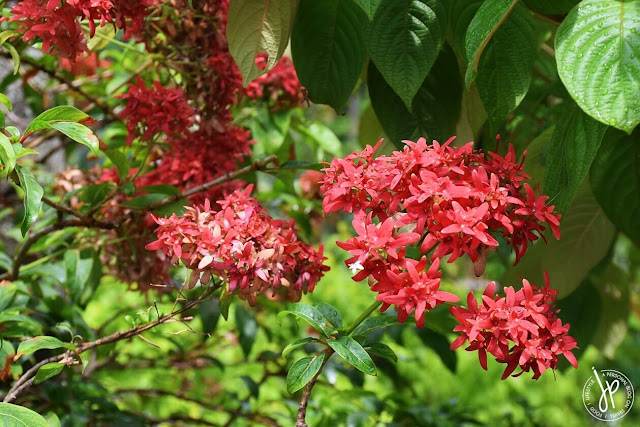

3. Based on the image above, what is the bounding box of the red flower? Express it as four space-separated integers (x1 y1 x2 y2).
245 54 305 110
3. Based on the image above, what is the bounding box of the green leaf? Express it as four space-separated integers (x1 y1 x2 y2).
591 265 630 358
465 0 519 75
278 303 335 337
502 183 617 296
365 342 397 363
449 0 483 59
315 303 343 328
353 0 381 19
352 315 399 336
33 363 64 385
249 108 292 157
543 101 608 213
524 0 579 14
282 337 318 357
219 292 233 321
227 0 298 86
235 306 258 357
0 93 12 111
358 103 385 148
286 352 326 394
0 403 49 427
0 133 16 174
24 106 91 136
327 335 376 375
366 0 447 109
291 0 367 110
15 165 44 236
3 43 20 75
590 128 640 244
417 328 457 372
16 336 75 358
555 0 640 133
474 3 536 132
0 30 20 47
47 122 99 154
368 44 463 147
292 121 342 156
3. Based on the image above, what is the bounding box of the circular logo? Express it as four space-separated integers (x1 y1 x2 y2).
583 367 634 422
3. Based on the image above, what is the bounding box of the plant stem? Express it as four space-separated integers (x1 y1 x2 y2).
296 300 383 426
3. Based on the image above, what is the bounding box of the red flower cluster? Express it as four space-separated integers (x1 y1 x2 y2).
450 274 578 379
117 78 196 145
10 0 155 60
146 185 329 304
321 137 562 327
245 53 305 110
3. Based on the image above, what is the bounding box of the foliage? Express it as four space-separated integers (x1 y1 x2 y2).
0 0 638 426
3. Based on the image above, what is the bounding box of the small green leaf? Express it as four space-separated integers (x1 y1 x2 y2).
352 315 399 336
365 342 397 363
282 337 318 357
33 363 64 385
291 0 368 110
544 101 608 213
366 0 447 109
219 292 233 321
0 93 12 111
4 43 20 74
315 303 343 329
0 403 49 427
16 336 75 358
278 303 335 337
287 352 326 394
327 335 376 376
555 0 640 133
0 133 16 174
227 0 298 85
15 165 44 236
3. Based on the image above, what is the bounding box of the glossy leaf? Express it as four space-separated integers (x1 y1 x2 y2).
291 0 367 109
544 101 608 213
16 336 75 358
227 0 298 85
24 106 91 136
15 165 44 236
47 122 99 154
282 337 318 357
0 403 49 427
591 128 640 244
33 362 64 385
366 0 446 109
286 352 326 394
555 0 640 133
315 303 343 329
352 314 399 336
278 303 335 337
449 0 483 59
327 335 376 375
365 342 398 363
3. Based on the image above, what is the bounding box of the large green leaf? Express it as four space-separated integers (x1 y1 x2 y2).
315 303 343 329
475 3 536 133
449 0 483 59
227 0 298 86
15 165 44 236
590 128 640 244
543 101 608 213
287 352 326 394
555 0 640 133
524 0 579 14
0 403 49 427
327 335 376 375
366 0 447 109
368 44 462 147
502 183 617 296
291 0 367 110
353 0 381 19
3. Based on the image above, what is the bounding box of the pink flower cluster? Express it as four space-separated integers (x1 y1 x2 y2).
10 0 155 60
245 53 305 110
450 274 578 379
117 78 196 145
146 185 329 304
321 137 562 327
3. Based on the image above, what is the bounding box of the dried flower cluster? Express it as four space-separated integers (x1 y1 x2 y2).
10 0 155 60
146 186 329 304
450 274 578 379
321 137 562 327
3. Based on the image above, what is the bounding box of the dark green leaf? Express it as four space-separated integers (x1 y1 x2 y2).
287 352 326 394
227 0 298 85
555 0 640 133
543 101 608 213
16 336 75 358
367 0 447 109
352 314 399 336
235 306 258 357
0 403 49 427
449 0 483 59
15 165 44 236
524 0 579 14
278 303 335 337
278 160 323 171
282 337 318 357
249 108 292 157
417 328 457 372
590 128 640 244
33 363 64 385
199 299 220 337
291 0 368 109
220 292 233 321
353 0 381 20
315 303 343 329
365 342 397 363
327 335 376 375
